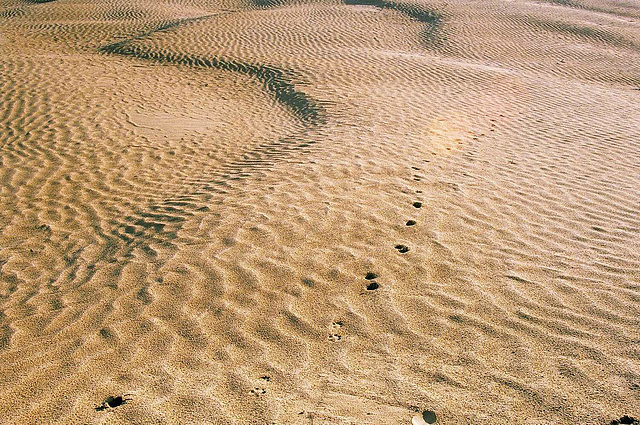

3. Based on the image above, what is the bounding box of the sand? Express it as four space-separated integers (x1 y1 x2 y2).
0 0 639 423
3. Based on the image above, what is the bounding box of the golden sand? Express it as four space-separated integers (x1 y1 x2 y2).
0 0 639 423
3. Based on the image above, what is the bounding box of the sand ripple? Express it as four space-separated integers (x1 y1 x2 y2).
0 0 639 423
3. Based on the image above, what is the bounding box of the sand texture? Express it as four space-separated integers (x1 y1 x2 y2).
1 0 639 423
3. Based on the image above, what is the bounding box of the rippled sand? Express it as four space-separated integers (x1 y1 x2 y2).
1 0 639 423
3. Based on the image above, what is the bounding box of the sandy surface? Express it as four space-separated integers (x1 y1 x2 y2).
1 0 639 423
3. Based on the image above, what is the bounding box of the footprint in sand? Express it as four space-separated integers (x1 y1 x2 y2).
329 321 344 341
364 272 379 289
412 410 437 424
250 387 266 396
395 244 410 253
610 416 639 425
95 394 132 411
366 281 379 290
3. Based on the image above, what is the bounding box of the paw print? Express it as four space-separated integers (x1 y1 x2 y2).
328 334 342 342
250 387 266 396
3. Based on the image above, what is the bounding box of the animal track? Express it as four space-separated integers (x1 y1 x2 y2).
610 416 638 425
412 409 437 424
95 394 132 411
329 320 345 341
250 387 266 396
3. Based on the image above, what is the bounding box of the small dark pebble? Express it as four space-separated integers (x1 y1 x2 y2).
365 272 378 280
366 282 379 291
406 220 417 226
413 202 422 208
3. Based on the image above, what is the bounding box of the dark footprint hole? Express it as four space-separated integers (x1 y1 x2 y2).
250 387 266 396
99 328 113 339
395 244 410 253
406 220 417 226
413 202 422 208
365 272 378 280
423 410 437 424
106 396 126 408
610 416 639 425
366 282 379 291
95 395 131 411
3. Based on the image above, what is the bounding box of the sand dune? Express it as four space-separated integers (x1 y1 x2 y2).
0 0 639 423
